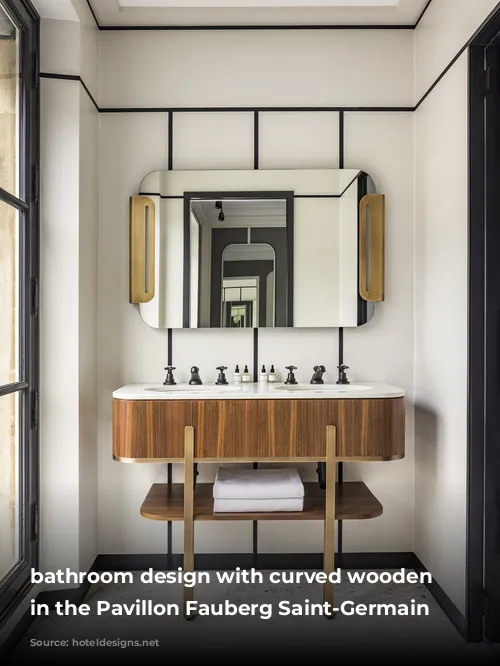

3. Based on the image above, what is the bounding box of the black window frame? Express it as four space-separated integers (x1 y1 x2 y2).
0 0 39 625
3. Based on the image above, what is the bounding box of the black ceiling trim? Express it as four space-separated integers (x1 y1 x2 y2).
86 0 100 29
414 0 433 29
99 105 414 113
99 24 415 31
86 0 433 31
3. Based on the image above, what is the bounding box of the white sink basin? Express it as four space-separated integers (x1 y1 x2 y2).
273 384 371 393
144 385 242 394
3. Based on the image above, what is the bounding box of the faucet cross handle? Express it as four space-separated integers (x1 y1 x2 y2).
336 364 350 386
284 365 298 386
215 366 229 386
163 366 177 386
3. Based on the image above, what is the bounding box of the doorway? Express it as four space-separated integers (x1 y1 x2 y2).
468 16 500 644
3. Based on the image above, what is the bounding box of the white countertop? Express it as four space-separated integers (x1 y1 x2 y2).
113 382 405 401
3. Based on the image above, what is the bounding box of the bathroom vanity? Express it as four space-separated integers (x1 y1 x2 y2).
116 164 400 617
113 381 405 616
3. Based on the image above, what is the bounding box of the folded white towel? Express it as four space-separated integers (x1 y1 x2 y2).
214 497 304 513
213 467 304 500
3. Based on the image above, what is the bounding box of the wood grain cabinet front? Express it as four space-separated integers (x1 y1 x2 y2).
112 397 405 463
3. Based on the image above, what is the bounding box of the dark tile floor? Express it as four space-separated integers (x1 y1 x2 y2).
5 570 498 663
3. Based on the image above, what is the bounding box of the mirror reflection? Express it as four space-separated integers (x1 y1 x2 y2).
190 198 288 328
135 168 377 329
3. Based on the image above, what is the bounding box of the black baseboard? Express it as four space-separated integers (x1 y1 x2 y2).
414 555 466 639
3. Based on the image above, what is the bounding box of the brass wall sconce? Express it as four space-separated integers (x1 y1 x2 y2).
130 196 155 304
359 193 385 302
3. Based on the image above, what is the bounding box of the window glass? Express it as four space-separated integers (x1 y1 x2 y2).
0 198 19 386
0 5 19 197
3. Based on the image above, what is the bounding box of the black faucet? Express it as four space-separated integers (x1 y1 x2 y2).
310 365 326 385
336 364 350 385
284 365 298 385
163 366 176 386
215 366 228 385
189 366 202 385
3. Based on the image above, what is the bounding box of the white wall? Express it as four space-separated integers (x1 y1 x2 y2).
415 0 499 102
413 0 500 616
40 73 80 575
78 86 99 573
39 3 99 579
98 29 415 556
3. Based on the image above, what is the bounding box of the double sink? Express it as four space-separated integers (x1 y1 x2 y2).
144 384 372 396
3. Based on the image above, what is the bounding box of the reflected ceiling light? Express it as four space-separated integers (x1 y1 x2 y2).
215 201 225 222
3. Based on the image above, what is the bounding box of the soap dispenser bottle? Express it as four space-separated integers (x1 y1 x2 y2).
259 365 268 382
241 365 252 383
268 365 278 383
233 365 242 384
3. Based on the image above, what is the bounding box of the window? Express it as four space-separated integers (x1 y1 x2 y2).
0 0 39 623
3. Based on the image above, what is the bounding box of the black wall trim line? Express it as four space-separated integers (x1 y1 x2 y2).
99 24 416 31
415 1 500 110
44 4 500 119
99 105 414 113
467 44 486 644
40 73 99 112
86 0 99 30
253 110 259 170
40 72 78 81
414 0 433 29
168 112 174 170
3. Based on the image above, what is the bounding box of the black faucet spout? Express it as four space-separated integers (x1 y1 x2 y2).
189 366 203 385
310 365 326 385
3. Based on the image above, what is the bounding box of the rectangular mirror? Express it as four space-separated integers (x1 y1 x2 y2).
135 169 378 329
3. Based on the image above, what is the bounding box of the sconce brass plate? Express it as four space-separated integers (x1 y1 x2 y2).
359 194 385 302
130 196 155 304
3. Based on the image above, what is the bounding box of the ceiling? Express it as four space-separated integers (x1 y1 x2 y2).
82 0 429 26
31 0 79 21
118 1 401 6
192 199 286 228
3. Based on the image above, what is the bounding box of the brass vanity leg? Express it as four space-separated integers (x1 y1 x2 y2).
183 426 195 620
324 425 337 618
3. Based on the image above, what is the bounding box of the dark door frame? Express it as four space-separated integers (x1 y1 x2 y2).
468 9 500 643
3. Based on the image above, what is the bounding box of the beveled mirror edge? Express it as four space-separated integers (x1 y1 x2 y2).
130 196 156 304
359 193 385 303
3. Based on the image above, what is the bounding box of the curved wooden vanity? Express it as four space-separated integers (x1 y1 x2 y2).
113 396 404 462
112 381 405 618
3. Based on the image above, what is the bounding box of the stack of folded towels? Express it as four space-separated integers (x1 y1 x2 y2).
213 467 304 513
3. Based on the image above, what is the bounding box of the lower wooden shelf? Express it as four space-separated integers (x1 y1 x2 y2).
140 482 383 522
